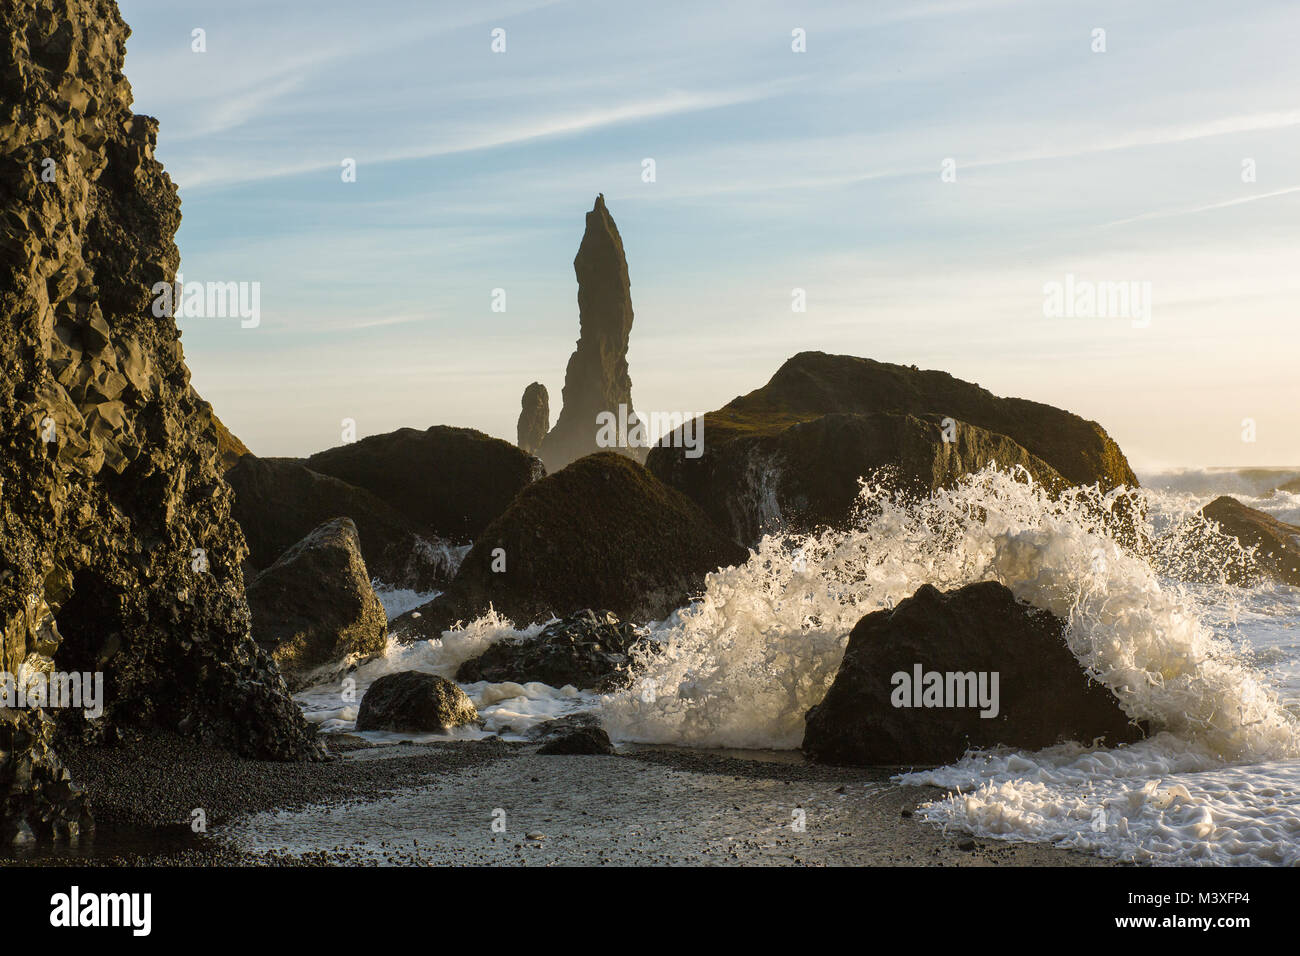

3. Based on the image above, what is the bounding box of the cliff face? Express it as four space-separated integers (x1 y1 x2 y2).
537 195 639 472
0 0 317 843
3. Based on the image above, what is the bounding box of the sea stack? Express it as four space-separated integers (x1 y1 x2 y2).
517 381 549 455
537 195 640 472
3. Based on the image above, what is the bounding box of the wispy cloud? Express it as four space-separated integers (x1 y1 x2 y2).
123 0 1300 468
1100 185 1300 228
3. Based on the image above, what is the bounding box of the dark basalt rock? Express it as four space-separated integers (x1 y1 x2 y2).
537 195 641 473
307 424 543 546
0 0 319 842
527 712 616 753
355 671 479 733
517 382 549 455
226 455 461 590
1201 496 1300 587
649 352 1137 544
455 609 659 691
677 410 1066 545
197 393 251 472
0 710 89 846
802 581 1142 766
246 518 388 690
526 712 605 740
212 416 250 472
393 455 749 638
537 726 616 755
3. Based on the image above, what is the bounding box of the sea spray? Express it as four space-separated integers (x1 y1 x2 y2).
601 466 1300 864
295 609 550 732
602 466 1296 758
309 464 1300 863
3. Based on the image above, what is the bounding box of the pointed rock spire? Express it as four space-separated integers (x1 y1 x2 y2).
537 195 639 472
517 381 549 455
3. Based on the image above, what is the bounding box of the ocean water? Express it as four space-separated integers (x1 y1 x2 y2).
296 465 1300 866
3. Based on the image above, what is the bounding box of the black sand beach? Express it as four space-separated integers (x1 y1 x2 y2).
4 733 1110 866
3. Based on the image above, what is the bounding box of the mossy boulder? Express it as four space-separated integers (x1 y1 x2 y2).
649 352 1136 543
355 671 479 733
394 453 748 638
673 410 1066 544
246 518 389 690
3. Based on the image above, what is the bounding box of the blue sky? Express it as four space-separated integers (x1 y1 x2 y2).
116 0 1300 469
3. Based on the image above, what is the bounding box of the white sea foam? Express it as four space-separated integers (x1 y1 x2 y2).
373 587 440 619
307 464 1300 864
601 466 1300 864
605 469 1292 754
294 610 589 739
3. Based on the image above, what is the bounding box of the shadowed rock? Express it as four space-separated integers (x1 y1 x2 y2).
307 425 542 545
538 726 616 755
671 410 1067 545
226 455 462 590
1201 496 1300 587
0 0 318 843
517 382 549 455
802 581 1142 766
393 453 748 639
649 352 1137 544
355 672 479 733
537 196 640 472
246 518 388 690
528 713 616 753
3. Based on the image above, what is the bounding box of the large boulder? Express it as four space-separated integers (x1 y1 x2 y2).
649 352 1136 543
679 410 1065 545
456 609 658 691
307 425 542 545
355 671 479 733
394 453 748 638
246 518 388 690
537 195 641 473
538 726 616 755
802 581 1141 766
517 382 549 455
226 455 459 589
528 715 616 753
1 0 318 842
1201 496 1300 587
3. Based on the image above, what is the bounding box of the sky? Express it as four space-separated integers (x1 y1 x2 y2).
115 0 1300 470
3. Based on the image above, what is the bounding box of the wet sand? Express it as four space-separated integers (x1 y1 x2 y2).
5 732 1114 866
